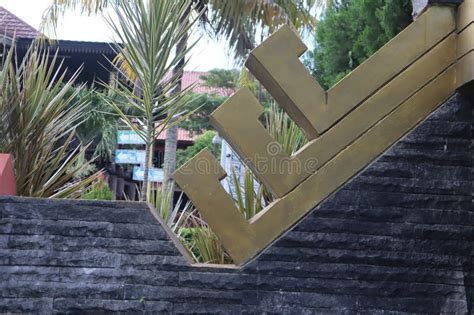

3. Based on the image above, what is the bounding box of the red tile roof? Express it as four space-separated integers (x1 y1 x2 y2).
165 71 235 97
156 128 198 142
154 71 232 143
0 6 40 39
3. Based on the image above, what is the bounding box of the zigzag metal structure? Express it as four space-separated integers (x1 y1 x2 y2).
174 1 474 266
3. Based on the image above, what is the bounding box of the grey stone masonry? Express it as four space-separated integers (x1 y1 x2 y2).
412 0 464 19
0 89 472 313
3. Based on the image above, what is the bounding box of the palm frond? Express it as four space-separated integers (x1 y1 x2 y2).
41 0 119 35
103 0 200 200
41 0 323 62
205 0 318 59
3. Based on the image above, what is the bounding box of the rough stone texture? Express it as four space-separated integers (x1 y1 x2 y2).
412 0 464 19
0 90 472 313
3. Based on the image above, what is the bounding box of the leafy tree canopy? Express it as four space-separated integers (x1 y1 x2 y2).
69 87 119 161
177 131 217 168
180 93 227 133
180 68 240 133
200 69 240 92
306 0 412 89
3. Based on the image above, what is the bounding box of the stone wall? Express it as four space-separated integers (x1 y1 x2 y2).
412 1 465 19
0 90 472 313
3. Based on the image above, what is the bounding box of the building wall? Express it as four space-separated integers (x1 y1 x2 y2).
0 91 472 313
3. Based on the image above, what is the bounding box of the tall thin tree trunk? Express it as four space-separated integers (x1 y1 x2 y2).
141 140 151 201
163 122 178 189
133 78 151 202
141 124 154 201
162 13 188 205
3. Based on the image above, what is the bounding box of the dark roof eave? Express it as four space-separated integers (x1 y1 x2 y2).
15 38 117 56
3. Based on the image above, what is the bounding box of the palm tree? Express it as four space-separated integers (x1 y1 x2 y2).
41 0 320 201
103 0 197 201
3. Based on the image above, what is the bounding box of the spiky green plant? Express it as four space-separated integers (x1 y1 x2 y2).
149 182 193 232
265 102 308 155
185 223 232 264
102 0 199 201
179 165 266 264
147 183 227 263
0 42 100 198
230 166 265 220
82 177 114 200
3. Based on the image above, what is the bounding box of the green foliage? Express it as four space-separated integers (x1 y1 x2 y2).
41 0 322 265
148 183 230 264
306 0 412 89
103 0 199 200
179 225 232 264
187 226 230 264
72 87 119 161
230 167 265 220
265 102 308 155
200 69 239 92
149 183 192 231
205 0 317 59
179 93 226 133
179 69 239 133
177 131 218 168
0 42 100 198
82 177 114 200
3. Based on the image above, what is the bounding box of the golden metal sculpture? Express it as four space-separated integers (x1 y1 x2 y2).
457 0 474 87
246 8 455 136
174 2 473 266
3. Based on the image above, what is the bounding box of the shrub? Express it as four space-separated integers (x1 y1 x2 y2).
82 177 114 200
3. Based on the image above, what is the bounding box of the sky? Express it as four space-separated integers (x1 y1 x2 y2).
0 0 235 71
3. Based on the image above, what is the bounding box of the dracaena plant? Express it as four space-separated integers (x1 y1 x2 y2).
266 101 308 156
102 0 199 201
0 42 100 198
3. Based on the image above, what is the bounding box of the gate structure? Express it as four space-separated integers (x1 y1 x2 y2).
0 0 472 313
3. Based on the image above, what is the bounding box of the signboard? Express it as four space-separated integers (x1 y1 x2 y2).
132 166 164 182
117 130 145 145
115 149 146 164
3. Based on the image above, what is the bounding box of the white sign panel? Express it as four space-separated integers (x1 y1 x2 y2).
115 149 146 164
117 130 145 145
132 166 164 182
